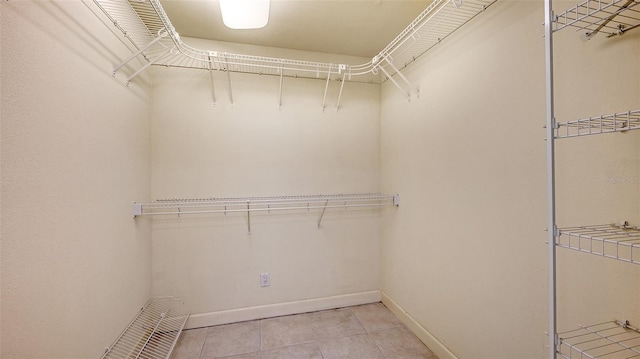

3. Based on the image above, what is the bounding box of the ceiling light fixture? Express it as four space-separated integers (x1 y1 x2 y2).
219 0 270 30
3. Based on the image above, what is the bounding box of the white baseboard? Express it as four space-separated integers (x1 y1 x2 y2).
186 290 381 329
381 291 458 359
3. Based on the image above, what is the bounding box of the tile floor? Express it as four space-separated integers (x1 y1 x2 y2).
171 302 438 359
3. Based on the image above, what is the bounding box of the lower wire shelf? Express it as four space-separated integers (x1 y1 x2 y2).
556 224 640 265
557 320 640 359
102 298 189 359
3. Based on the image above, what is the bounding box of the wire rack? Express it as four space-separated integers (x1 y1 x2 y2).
374 0 495 82
556 224 640 264
133 193 399 232
102 299 189 359
92 0 495 99
557 320 640 358
552 0 640 38
554 109 640 138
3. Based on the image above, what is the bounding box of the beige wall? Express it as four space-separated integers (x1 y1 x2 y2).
380 0 639 358
149 39 383 317
1 2 152 358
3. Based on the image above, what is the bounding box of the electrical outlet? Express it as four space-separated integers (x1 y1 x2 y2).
260 272 270 287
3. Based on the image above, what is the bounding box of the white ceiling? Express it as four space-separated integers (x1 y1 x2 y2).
159 0 431 59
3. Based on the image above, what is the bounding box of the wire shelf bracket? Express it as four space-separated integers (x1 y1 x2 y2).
557 320 640 358
102 298 189 359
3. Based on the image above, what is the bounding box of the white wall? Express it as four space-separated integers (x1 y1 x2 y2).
149 39 383 321
1 1 152 358
380 0 639 358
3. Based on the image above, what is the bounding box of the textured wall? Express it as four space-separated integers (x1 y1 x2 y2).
149 39 383 317
1 1 152 358
380 0 640 357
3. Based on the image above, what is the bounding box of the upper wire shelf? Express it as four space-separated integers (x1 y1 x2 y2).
557 320 640 358
102 298 189 359
92 0 495 101
133 193 400 232
375 0 494 81
552 0 640 38
554 109 640 138
556 223 640 264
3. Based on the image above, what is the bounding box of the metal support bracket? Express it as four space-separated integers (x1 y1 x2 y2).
247 201 251 234
317 200 329 228
278 64 284 110
393 194 400 206
336 72 347 111
126 46 174 84
382 57 413 100
132 203 142 218
208 52 217 106
224 56 234 106
321 67 332 111
113 29 167 76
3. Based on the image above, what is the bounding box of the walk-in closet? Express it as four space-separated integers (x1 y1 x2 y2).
1 0 638 358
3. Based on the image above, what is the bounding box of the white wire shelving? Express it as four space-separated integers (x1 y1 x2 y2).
102 299 189 359
92 0 495 106
545 0 640 356
556 223 640 264
133 193 399 232
557 320 640 359
552 0 640 39
554 109 640 138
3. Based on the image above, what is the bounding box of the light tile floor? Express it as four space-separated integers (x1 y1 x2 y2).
171 302 438 359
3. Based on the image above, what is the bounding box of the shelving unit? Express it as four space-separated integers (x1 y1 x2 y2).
544 0 640 357
133 193 399 233
102 299 189 359
91 0 495 106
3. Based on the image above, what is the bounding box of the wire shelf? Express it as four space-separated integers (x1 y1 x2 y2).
552 0 640 38
375 0 496 80
133 193 399 232
557 320 640 358
556 224 640 264
102 299 189 359
92 0 494 88
134 193 398 216
555 109 640 138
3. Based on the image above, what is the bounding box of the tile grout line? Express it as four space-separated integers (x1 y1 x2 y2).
259 318 263 359
349 306 389 359
305 311 326 359
198 328 208 359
